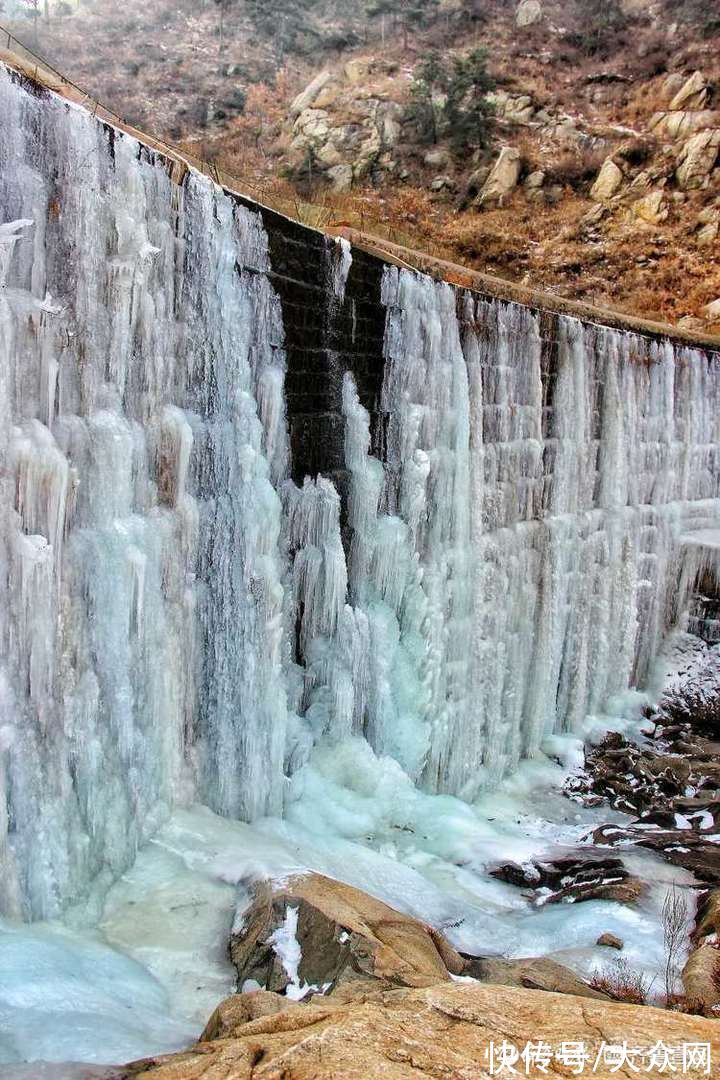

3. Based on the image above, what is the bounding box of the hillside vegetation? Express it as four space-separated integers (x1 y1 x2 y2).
6 0 720 332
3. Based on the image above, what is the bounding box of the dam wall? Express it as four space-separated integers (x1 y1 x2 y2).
1 56 720 919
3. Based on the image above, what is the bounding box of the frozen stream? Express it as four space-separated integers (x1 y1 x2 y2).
0 721 695 1070
0 56 717 1073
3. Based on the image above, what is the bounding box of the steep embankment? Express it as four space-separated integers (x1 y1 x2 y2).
5 0 720 329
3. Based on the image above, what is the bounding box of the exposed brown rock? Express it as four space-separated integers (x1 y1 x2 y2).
597 932 624 950
669 72 709 113
119 982 720 1079
681 888 720 1015
230 873 464 999
463 954 610 999
676 130 720 190
477 146 521 205
590 158 623 201
682 944 720 1015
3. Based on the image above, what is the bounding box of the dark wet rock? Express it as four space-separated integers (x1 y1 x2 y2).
566 733 692 816
489 854 645 906
593 822 720 883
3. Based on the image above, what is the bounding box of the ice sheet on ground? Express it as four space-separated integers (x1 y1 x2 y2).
0 918 196 1066
0 711 697 1067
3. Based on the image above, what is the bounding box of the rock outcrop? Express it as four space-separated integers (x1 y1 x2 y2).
120 982 720 1079
590 157 624 201
650 110 720 141
286 61 402 190
696 206 719 247
669 72 710 113
228 873 610 1010
487 89 536 125
462 955 610 1000
289 71 335 119
683 889 720 1014
597 932 624 950
477 146 521 204
490 854 646 906
516 0 543 28
230 873 464 999
630 190 668 225
676 130 720 190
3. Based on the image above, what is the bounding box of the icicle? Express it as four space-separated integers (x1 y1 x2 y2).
1 58 719 923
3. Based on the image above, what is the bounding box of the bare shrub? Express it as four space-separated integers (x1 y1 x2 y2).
616 137 656 169
589 958 651 1005
545 147 607 191
663 885 689 1003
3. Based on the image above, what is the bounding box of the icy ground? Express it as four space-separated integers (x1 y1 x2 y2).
0 696 695 1072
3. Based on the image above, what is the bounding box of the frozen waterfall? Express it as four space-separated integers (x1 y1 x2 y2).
1 60 720 921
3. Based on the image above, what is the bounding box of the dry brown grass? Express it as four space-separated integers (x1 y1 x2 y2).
590 959 651 1006
4 0 719 333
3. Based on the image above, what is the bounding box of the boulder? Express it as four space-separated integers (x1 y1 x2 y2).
489 854 643 906
697 219 719 247
378 103 401 147
458 165 491 209
650 110 720 141
122 982 720 1079
631 190 668 225
682 945 720 1014
293 107 330 141
591 158 623 201
582 203 608 227
487 90 535 124
677 316 707 333
477 146 521 204
229 874 464 1000
703 299 720 323
676 130 720 190
597 933 624 950
516 0 543 27
290 71 335 120
696 207 719 246
524 170 545 189
423 147 450 168
669 71 709 112
593 821 720 882
313 82 343 110
326 164 353 192
200 989 292 1040
463 955 610 1000
662 73 687 103
694 888 720 941
344 58 374 86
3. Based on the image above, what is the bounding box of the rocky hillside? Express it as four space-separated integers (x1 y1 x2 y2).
8 0 720 331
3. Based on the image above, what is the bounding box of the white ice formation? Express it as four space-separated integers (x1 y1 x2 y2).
1 61 719 920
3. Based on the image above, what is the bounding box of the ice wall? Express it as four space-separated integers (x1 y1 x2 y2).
1 61 719 920
0 65 290 917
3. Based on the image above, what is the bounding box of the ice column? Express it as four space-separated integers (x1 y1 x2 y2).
0 66 290 917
